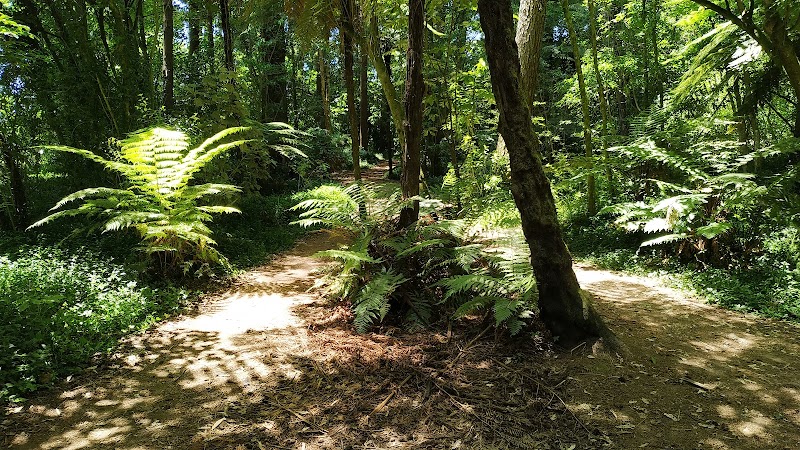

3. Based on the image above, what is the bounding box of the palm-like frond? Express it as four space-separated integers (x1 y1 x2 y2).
30 127 246 276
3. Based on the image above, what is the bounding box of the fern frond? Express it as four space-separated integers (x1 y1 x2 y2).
353 270 408 333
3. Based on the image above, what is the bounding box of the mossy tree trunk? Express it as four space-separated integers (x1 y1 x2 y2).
477 0 613 346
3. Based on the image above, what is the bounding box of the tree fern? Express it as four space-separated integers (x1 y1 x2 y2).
30 127 249 276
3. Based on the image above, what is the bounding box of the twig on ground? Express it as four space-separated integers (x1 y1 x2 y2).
369 374 413 415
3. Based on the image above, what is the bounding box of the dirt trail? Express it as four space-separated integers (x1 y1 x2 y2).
565 265 800 449
2 229 348 450
3 166 800 448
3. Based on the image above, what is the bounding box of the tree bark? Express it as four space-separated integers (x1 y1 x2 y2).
219 0 234 71
188 0 201 56
318 48 332 131
478 0 613 346
163 0 174 113
495 0 546 155
360 46 370 153
517 0 547 111
341 0 361 181
398 0 425 228
588 0 612 193
0 135 29 230
562 0 597 216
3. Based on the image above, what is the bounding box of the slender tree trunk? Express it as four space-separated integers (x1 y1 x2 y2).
588 0 612 193
384 49 395 173
763 11 800 137
562 0 597 216
319 49 332 131
188 0 201 56
478 0 615 346
518 0 547 110
219 0 233 71
207 7 215 68
341 0 361 181
398 0 425 228
0 136 28 230
163 0 174 113
360 46 370 153
367 16 406 151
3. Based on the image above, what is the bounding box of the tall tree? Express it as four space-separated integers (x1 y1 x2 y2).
495 0 546 154
317 47 332 131
341 0 361 181
359 46 370 153
398 0 425 228
219 0 234 71
188 0 201 56
163 0 174 113
588 0 612 191
562 0 597 216
477 0 614 345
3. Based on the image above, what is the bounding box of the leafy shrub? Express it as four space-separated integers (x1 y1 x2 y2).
300 128 350 177
30 127 249 277
292 184 537 334
0 247 188 401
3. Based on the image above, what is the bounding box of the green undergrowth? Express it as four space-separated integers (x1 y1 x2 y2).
1 191 307 403
213 193 306 270
0 243 191 402
563 216 800 322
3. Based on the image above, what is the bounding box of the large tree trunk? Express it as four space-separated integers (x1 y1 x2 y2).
477 0 613 346
494 0 546 154
341 0 361 181
562 0 597 216
398 0 425 228
162 0 174 113
219 0 233 71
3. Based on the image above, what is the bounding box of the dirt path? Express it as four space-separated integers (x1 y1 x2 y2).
3 169 799 448
564 265 800 449
2 229 349 450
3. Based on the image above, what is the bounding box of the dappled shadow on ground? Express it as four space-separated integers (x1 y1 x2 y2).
567 265 800 449
1 227 597 449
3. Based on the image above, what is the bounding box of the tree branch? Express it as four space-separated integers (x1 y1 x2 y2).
690 0 771 50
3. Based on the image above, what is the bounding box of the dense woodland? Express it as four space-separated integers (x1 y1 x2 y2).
1 0 800 445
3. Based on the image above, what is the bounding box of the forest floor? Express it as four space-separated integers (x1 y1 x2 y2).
3 167 800 449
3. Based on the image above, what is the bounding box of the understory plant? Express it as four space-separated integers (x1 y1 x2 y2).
29 127 250 276
292 183 537 334
0 246 188 401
